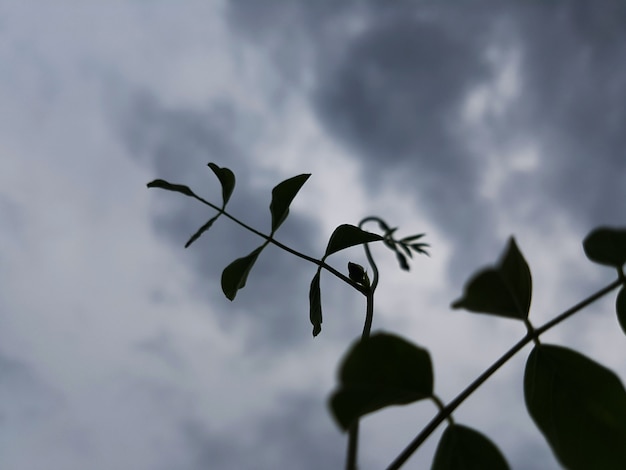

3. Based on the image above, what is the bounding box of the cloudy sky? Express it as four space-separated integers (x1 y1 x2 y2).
2 1 626 469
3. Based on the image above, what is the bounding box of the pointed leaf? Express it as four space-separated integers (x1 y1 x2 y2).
184 215 220 248
432 424 510 470
583 227 626 268
396 251 410 271
499 237 532 315
324 224 384 258
399 242 413 258
400 233 426 243
410 243 430 256
329 333 433 431
221 246 264 301
147 179 196 198
524 344 626 470
309 270 322 337
451 237 532 320
269 174 311 232
616 287 626 336
208 162 235 206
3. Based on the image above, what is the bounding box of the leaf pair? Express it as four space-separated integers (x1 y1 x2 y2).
146 163 235 248
221 173 310 301
452 237 532 320
525 344 626 469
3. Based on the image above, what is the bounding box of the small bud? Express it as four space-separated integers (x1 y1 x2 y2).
348 262 366 284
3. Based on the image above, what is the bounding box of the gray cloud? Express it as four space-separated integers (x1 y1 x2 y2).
228 1 626 280
179 391 344 470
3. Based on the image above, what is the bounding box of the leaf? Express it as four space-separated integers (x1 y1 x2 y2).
524 344 626 470
583 227 626 268
432 424 510 470
451 237 532 320
396 251 410 271
616 287 626 336
329 332 433 431
221 246 264 301
400 233 426 243
324 224 384 258
269 174 311 232
147 179 196 198
410 243 430 256
208 162 235 206
309 270 322 337
184 215 220 248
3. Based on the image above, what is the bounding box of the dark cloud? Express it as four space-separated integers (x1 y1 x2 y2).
504 2 626 227
228 1 626 280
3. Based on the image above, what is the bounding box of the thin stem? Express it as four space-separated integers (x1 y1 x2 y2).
189 194 367 294
346 221 382 470
359 217 382 292
386 277 623 469
346 422 359 470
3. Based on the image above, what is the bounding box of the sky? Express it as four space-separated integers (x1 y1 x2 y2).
2 1 626 469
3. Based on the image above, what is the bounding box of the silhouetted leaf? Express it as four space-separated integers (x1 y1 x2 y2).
185 215 219 248
221 246 264 301
524 344 626 470
147 179 196 198
269 174 311 232
432 424 510 470
330 333 433 431
208 162 235 205
396 251 410 271
348 262 366 285
400 233 426 243
451 237 532 320
616 287 626 336
309 270 322 337
324 224 384 258
410 242 430 256
583 227 626 268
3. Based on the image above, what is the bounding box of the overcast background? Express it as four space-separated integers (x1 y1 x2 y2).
2 1 626 469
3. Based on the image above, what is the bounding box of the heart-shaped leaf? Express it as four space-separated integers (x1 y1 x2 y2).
208 162 235 206
432 424 510 470
269 174 311 232
583 227 626 268
147 179 197 198
616 287 626 336
221 246 264 301
451 237 532 320
324 224 384 258
524 344 626 470
309 270 322 337
329 332 433 431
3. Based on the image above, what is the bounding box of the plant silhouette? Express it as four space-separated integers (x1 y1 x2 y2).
148 164 626 469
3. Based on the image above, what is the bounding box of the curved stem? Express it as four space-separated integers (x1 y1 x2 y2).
345 218 384 470
386 277 623 469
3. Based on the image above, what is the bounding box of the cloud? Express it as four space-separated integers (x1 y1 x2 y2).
179 392 344 470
